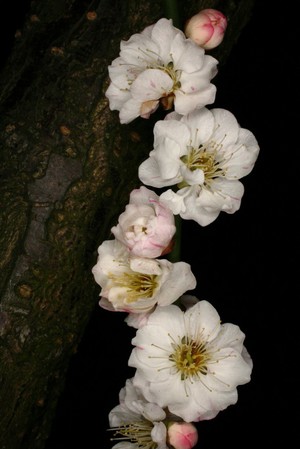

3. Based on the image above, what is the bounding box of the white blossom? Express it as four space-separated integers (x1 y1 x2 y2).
105 18 218 124
128 299 253 422
138 108 260 226
108 378 168 449
91 239 196 315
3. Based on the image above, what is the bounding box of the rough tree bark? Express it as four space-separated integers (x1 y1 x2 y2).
0 1 255 448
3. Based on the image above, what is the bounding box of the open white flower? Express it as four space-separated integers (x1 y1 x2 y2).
138 108 260 226
109 378 198 449
109 378 168 449
128 300 253 422
92 239 196 314
111 186 176 259
105 18 218 124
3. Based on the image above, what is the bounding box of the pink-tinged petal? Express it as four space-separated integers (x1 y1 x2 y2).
125 311 151 329
175 84 217 114
111 186 176 259
131 69 173 101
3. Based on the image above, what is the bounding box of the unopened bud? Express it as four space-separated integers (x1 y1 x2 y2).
185 8 227 50
167 422 198 449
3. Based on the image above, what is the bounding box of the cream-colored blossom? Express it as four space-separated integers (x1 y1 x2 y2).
129 299 253 422
105 18 218 124
109 378 168 449
139 108 259 226
109 378 198 449
92 239 196 315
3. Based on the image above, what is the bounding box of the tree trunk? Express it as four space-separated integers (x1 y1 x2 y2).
0 1 255 448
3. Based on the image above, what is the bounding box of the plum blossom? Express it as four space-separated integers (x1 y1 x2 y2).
138 108 260 226
105 18 218 124
111 186 176 259
185 9 227 50
108 378 168 449
91 239 196 315
109 378 198 449
128 299 253 422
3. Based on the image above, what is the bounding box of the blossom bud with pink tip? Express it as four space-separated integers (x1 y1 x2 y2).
185 8 227 50
168 422 198 449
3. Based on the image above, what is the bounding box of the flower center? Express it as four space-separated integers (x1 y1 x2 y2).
169 336 210 381
163 61 182 90
182 145 223 178
159 61 181 110
109 271 158 303
142 50 181 110
178 140 226 189
110 421 157 449
127 224 148 237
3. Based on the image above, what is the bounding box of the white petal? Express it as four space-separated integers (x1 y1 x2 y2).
130 257 162 275
206 348 252 390
138 156 167 188
139 156 179 188
105 82 131 111
119 98 143 124
181 108 215 146
151 422 167 448
120 34 159 67
154 119 190 156
180 166 205 185
173 36 206 72
175 84 216 114
211 108 240 146
151 18 181 61
186 300 221 342
143 403 166 421
160 189 189 215
214 323 246 353
131 69 173 101
224 128 260 179
155 261 197 306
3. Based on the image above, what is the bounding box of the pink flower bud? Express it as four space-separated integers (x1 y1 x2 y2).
168 422 198 449
184 8 227 50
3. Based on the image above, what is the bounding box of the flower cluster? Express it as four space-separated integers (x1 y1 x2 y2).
93 10 259 449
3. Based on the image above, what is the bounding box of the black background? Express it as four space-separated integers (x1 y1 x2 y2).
1 1 297 448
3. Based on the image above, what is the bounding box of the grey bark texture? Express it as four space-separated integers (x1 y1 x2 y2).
0 1 255 448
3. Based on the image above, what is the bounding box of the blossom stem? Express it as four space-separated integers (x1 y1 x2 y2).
163 0 181 29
